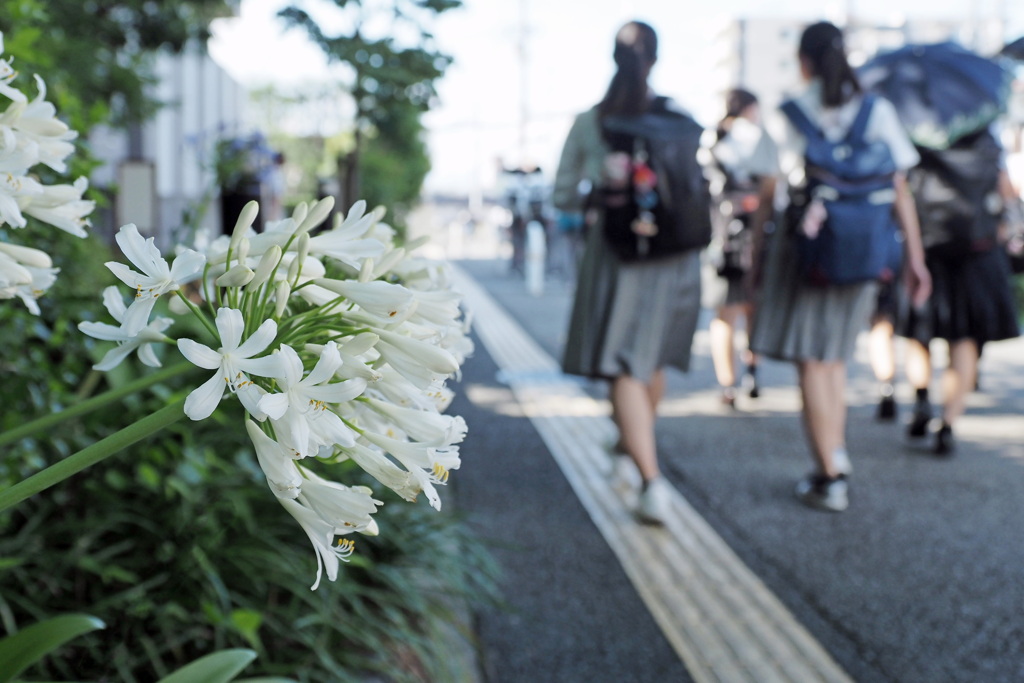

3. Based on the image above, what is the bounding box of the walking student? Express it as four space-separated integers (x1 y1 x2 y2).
899 129 1021 454
553 21 710 524
707 87 780 407
749 21 931 512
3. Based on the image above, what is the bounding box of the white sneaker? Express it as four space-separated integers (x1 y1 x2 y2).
832 447 852 476
637 478 671 525
795 474 848 512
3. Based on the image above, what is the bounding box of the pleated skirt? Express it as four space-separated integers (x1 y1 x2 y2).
898 247 1019 347
562 227 702 383
749 225 878 363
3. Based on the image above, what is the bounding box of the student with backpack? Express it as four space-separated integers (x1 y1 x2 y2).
553 20 710 524
749 21 931 512
707 87 780 408
898 129 1021 455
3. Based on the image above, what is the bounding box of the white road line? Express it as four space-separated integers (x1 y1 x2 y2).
451 263 853 683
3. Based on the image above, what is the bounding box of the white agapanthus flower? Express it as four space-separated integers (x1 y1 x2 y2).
176 307 283 421
78 286 172 371
258 342 366 458
279 497 358 591
106 224 205 334
0 32 93 313
82 195 473 589
245 419 303 500
0 35 25 104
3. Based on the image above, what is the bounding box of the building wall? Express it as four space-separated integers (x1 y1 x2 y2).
89 44 247 250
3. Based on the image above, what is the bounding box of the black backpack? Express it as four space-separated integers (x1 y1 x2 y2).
908 129 1003 259
595 97 712 261
781 95 901 286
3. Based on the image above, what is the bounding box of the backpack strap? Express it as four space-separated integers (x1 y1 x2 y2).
845 94 877 144
780 99 822 141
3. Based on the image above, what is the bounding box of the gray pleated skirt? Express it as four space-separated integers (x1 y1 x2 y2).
563 228 702 383
749 225 877 363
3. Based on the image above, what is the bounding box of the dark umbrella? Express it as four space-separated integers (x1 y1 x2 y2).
858 41 1014 150
1001 36 1024 62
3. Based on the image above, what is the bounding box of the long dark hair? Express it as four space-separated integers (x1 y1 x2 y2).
716 87 758 141
799 21 861 107
597 21 658 118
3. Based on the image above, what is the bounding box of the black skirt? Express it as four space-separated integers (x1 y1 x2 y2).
898 247 1020 346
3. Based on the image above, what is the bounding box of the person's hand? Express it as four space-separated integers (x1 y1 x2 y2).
904 256 931 309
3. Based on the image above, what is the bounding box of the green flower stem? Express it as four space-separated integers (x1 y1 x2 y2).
0 361 194 449
176 291 218 340
0 398 187 514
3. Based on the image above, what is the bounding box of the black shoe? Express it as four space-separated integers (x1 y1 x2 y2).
907 400 932 439
934 423 955 456
742 368 760 399
876 395 897 421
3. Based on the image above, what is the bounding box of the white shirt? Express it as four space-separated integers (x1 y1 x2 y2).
778 80 920 182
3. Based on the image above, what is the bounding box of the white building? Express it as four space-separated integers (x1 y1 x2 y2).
89 44 248 250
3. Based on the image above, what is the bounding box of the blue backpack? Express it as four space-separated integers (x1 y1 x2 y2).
781 95 902 286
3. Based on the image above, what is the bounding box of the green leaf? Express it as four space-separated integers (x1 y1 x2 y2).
229 609 263 650
234 679 299 683
0 613 105 683
155 649 257 683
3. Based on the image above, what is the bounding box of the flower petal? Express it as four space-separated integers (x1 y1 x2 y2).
120 298 158 336
177 338 222 369
183 372 226 421
214 307 245 351
234 317 278 359
168 248 206 284
78 320 127 342
258 392 290 420
92 342 139 372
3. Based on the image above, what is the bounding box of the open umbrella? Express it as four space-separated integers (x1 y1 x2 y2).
858 41 1014 150
1001 36 1024 62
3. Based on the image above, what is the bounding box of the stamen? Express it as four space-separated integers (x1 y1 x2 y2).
431 463 449 484
335 538 355 558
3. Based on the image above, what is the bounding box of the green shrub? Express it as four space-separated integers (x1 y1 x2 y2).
0 231 498 682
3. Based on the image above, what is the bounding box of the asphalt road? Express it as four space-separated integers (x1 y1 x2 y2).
448 255 1024 683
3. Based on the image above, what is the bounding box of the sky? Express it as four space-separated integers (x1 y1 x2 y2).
209 0 1024 196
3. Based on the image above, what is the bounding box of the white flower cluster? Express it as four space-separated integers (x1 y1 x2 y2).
0 32 95 314
79 198 473 590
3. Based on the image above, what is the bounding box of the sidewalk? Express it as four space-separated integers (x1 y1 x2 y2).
444 244 1024 683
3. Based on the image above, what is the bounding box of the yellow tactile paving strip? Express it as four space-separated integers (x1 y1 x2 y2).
452 263 853 683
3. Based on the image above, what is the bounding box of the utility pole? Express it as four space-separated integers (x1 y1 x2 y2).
517 0 529 167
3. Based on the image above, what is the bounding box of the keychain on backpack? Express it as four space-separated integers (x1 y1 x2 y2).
631 147 659 237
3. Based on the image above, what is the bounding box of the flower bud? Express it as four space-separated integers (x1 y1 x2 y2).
290 201 308 228
229 201 259 251
275 280 291 318
234 236 250 265
296 196 335 236
216 264 255 287
248 245 282 289
0 242 53 268
297 233 310 264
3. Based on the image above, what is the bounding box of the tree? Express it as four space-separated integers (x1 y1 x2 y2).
360 98 431 227
277 0 461 207
0 0 235 140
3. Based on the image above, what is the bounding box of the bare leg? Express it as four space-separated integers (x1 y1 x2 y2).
797 360 846 478
612 375 660 483
905 338 932 391
647 368 666 411
710 305 740 389
869 317 896 384
941 339 979 426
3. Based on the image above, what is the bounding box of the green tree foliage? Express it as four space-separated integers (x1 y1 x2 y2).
0 0 235 134
277 0 461 205
361 99 431 226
